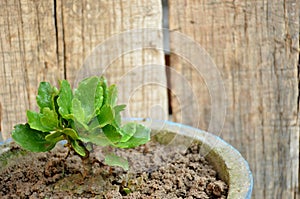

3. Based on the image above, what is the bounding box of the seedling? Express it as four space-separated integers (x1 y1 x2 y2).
12 76 150 170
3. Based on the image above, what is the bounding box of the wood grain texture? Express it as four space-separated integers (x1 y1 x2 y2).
57 0 168 121
0 0 167 139
168 0 299 198
0 0 62 140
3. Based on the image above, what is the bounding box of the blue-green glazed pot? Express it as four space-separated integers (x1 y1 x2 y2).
124 118 253 199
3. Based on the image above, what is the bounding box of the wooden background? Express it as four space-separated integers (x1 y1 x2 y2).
0 0 299 198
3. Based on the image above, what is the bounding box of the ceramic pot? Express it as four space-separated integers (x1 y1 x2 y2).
127 118 253 199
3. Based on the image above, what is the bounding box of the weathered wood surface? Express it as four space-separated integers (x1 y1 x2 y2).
57 0 167 122
0 0 62 140
168 0 299 198
0 0 167 140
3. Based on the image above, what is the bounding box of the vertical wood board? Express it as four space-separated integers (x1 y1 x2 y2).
168 0 299 198
58 0 168 120
0 0 62 140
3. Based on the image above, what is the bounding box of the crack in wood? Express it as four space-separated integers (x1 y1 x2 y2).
54 0 60 75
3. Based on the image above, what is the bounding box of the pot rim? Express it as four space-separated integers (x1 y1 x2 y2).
123 118 253 199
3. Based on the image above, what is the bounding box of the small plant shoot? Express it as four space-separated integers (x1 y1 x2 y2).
12 76 150 170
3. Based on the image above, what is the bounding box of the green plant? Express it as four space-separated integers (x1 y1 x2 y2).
12 76 150 170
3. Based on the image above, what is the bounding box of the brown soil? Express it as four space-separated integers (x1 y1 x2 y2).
0 137 228 198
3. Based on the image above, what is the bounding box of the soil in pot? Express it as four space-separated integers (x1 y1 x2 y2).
0 132 228 199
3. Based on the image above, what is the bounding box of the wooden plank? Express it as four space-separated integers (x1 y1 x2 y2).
168 0 299 198
0 0 167 140
58 0 168 120
0 0 62 140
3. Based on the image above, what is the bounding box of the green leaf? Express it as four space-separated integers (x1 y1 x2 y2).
74 76 100 122
12 124 56 152
113 104 126 127
72 98 90 136
70 139 86 157
27 110 48 132
40 107 58 131
62 128 79 140
36 82 58 111
95 82 104 114
72 122 89 139
106 85 117 106
119 122 137 143
45 131 64 142
57 80 73 119
27 108 58 132
97 104 114 127
79 131 112 147
88 117 101 130
99 76 108 104
104 153 129 171
117 123 151 148
114 104 126 113
102 124 122 143
45 128 79 143
72 98 86 125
